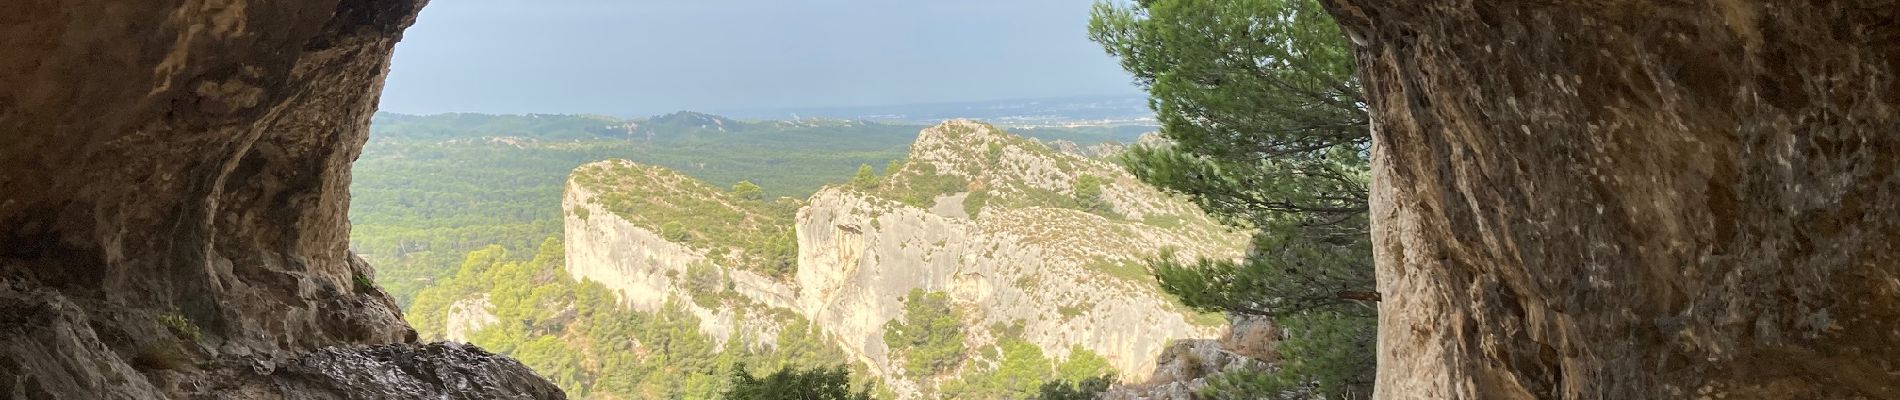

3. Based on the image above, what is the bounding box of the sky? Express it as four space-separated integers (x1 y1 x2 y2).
377 0 1145 116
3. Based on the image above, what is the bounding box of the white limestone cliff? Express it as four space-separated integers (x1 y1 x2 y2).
558 122 1248 398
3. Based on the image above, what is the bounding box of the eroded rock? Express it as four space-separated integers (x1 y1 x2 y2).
1323 1 1900 398
0 0 562 397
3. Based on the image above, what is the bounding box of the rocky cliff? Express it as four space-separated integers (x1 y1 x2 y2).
1323 1 1900 398
0 0 561 398
560 121 1249 398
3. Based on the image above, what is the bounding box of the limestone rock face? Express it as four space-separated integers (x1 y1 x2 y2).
1100 339 1265 400
0 0 561 397
563 122 1249 398
1324 1 1900 398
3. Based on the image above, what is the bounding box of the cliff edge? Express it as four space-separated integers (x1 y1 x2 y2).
559 122 1249 398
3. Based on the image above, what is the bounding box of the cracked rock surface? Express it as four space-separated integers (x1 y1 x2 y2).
0 0 562 398
1325 1 1900 398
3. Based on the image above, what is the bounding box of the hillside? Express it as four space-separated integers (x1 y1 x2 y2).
350 112 1164 306
542 121 1247 398
349 112 922 304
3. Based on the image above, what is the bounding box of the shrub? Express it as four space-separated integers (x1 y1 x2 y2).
1073 174 1114 216
723 363 873 400
158 311 202 342
882 289 965 376
962 191 990 218
353 272 377 294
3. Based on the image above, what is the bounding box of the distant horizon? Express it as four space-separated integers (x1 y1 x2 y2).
379 1 1143 116
375 93 1151 119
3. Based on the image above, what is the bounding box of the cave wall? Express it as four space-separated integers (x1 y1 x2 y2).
0 0 562 398
1 0 418 348
1323 1 1900 398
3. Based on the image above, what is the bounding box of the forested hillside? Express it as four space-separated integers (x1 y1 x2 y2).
518 121 1244 399
349 113 921 303
350 112 1155 305
348 113 1169 399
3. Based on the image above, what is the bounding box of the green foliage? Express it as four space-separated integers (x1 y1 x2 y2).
723 364 873 400
962 190 991 218
940 339 1051 399
352 272 377 294
1200 313 1374 400
579 163 799 278
935 332 1120 399
350 112 917 305
402 240 880 399
882 289 966 376
157 311 202 343
1033 375 1115 400
851 164 881 189
1056 346 1114 384
661 221 692 242
1057 304 1088 320
1072 174 1113 216
877 163 969 208
732 180 765 201
1093 0 1375 397
684 261 729 308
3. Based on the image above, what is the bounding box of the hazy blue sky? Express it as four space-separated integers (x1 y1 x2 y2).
378 0 1143 116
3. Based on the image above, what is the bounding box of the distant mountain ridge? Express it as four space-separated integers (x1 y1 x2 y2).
719 94 1158 127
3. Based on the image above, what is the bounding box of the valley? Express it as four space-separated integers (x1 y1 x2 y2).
348 112 1251 398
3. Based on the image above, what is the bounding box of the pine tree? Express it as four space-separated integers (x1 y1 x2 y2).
722 364 872 400
1091 0 1376 397
850 164 879 189
731 180 764 201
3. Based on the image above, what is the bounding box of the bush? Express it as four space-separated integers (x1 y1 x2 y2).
353 272 377 294
1073 174 1113 216
882 289 966 376
962 190 990 217
723 363 872 400
731 181 764 201
660 221 691 242
1033 375 1114 400
158 311 202 342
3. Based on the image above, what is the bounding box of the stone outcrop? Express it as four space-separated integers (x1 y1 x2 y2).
1101 339 1267 400
562 122 1250 398
0 0 560 398
1324 1 1900 398
445 297 500 344
1102 315 1279 400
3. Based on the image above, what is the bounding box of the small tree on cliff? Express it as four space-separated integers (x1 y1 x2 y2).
882 289 967 376
731 180 764 201
1091 0 1376 397
850 164 880 189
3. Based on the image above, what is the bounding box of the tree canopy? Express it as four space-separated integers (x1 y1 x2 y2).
881 289 967 377
1090 0 1375 397
722 364 873 400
